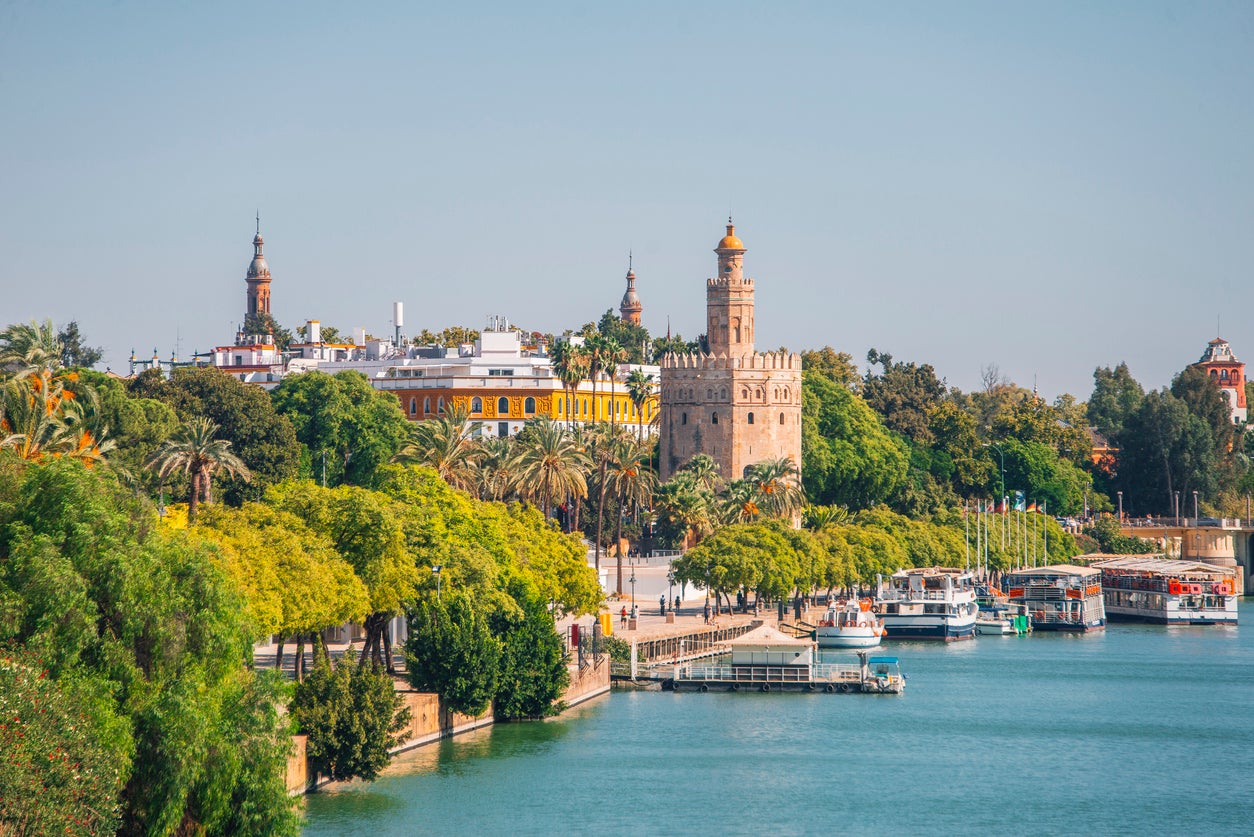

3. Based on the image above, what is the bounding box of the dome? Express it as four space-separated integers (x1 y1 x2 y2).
716 220 744 251
247 256 270 278
620 269 641 309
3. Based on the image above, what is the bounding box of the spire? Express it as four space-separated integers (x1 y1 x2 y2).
620 254 643 325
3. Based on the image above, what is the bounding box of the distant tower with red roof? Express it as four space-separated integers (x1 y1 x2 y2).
1196 337 1247 424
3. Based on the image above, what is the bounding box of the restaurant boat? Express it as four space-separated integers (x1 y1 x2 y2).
1090 556 1238 625
874 567 978 641
1004 565 1106 632
815 599 885 648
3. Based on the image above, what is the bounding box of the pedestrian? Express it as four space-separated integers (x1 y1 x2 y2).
674 595 681 612
659 595 666 616
620 605 627 627
703 602 711 624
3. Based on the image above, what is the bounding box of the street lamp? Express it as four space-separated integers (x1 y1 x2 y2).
1117 491 1123 521
1193 490 1199 521
431 565 442 600
629 572 637 613
1173 491 1180 523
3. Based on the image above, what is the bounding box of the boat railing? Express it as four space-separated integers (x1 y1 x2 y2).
677 663 863 683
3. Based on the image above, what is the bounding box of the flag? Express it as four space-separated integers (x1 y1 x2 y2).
1014 491 1026 512
1026 501 1038 513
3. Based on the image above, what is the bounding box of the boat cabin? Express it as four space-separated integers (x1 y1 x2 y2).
724 624 815 667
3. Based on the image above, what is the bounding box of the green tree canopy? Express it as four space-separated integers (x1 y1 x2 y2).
404 590 501 716
1088 362 1144 442
861 349 946 444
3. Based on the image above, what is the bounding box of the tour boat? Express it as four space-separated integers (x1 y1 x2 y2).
815 599 884 648
1005 565 1106 632
873 567 979 641
1091 557 1238 625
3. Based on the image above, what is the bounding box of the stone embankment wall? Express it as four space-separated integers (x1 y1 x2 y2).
287 660 610 794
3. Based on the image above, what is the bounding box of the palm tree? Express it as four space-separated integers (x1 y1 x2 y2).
393 406 482 492
747 457 806 520
586 423 628 571
721 478 762 525
512 416 589 520
0 319 62 374
472 435 518 501
585 334 609 424
625 369 654 440
551 340 589 429
803 504 850 532
145 417 251 521
654 472 715 550
601 338 627 432
606 434 658 594
679 453 722 493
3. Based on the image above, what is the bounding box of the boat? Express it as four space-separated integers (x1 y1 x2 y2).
1005 565 1105 632
1090 557 1239 625
975 603 1031 636
814 599 884 648
874 567 979 641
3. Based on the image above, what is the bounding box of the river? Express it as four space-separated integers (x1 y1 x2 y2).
303 603 1254 836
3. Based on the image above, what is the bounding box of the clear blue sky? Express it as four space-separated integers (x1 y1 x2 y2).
4 1 1253 399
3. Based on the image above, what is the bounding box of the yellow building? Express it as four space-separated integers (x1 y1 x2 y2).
311 324 659 438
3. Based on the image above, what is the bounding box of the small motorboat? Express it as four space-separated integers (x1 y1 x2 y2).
975 604 1030 636
815 599 884 648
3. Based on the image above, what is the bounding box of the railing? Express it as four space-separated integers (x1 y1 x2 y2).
678 663 863 683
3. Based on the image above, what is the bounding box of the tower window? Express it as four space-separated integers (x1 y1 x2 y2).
470 396 483 413
423 397 430 414
682 412 688 425
409 397 417 416
712 412 718 424
524 397 536 414
498 396 510 414
747 412 755 425
779 412 785 425
437 397 444 414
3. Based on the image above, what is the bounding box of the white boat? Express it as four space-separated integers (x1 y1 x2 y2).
975 615 1016 635
1005 565 1106 632
1091 557 1239 625
814 599 884 648
875 567 979 641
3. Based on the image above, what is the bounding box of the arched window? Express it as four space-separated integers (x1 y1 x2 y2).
779 412 785 425
720 388 727 400
747 412 755 424
582 398 588 415
409 397 417 416
557 397 563 415
1221 369 1230 380
498 397 510 414
470 396 483 413
741 388 749 400
524 396 536 414
681 412 688 425
423 396 430 414
437 397 444 414
712 412 719 424
1211 369 1219 378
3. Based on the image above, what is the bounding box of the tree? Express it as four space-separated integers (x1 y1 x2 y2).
746 457 805 520
596 308 651 364
404 591 501 716
56 320 104 369
146 417 252 521
271 370 411 487
0 654 129 836
242 312 293 352
551 340 589 430
625 368 655 440
802 371 909 509
861 349 946 443
0 458 299 836
290 655 410 785
927 400 993 496
394 406 481 493
159 366 301 503
1088 362 1144 443
605 433 656 593
1171 365 1238 462
1116 389 1217 514
511 416 589 520
800 347 859 389
490 580 570 720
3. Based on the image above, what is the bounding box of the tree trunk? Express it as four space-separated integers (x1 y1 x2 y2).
275 637 285 671
614 489 627 595
357 616 378 668
294 634 306 682
598 463 612 590
381 620 395 675
187 471 201 523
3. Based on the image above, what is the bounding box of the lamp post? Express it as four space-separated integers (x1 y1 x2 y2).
1117 491 1123 522
984 443 1006 549
1193 490 1199 521
431 565 442 600
157 483 166 520
1174 491 1180 524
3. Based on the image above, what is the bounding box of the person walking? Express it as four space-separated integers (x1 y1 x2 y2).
620 605 628 628
703 601 711 624
659 595 666 616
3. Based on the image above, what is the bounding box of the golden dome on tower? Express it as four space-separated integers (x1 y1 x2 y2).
716 218 745 251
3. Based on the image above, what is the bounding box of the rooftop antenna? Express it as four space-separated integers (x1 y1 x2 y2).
628 249 633 271
256 210 260 235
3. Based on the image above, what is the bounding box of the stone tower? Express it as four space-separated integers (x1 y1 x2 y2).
658 221 803 482
620 263 643 325
245 217 271 318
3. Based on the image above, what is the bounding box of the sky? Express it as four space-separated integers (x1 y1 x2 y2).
3 1 1253 399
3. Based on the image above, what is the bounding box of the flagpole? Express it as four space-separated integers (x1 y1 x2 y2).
964 500 970 572
1043 500 1048 563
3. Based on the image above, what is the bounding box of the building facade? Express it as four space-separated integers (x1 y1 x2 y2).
1196 337 1247 424
658 221 802 481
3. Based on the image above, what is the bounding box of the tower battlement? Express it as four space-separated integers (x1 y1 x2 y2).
661 350 801 371
706 276 754 290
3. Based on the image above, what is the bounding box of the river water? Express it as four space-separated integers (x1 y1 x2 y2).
303 604 1254 836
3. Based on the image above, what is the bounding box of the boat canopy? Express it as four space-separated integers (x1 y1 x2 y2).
868 657 899 665
1006 564 1100 579
1088 556 1232 577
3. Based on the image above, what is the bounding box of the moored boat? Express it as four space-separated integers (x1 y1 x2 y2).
815 599 884 648
1005 565 1105 632
1090 557 1238 625
874 567 978 641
